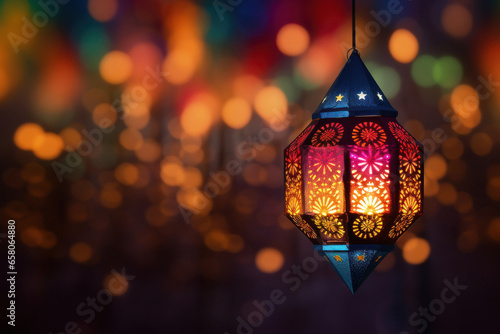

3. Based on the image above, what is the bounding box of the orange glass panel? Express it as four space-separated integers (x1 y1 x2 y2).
303 146 345 215
349 146 391 214
399 142 423 216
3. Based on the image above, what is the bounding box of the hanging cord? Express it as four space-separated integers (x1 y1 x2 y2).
352 0 356 50
347 0 358 58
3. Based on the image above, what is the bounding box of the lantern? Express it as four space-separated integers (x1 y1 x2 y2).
284 50 424 293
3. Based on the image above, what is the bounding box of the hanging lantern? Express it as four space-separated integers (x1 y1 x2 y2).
284 50 424 293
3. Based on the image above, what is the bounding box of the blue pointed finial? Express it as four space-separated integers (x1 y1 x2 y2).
315 244 394 293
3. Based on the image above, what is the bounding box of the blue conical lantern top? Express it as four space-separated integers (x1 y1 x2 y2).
312 50 398 120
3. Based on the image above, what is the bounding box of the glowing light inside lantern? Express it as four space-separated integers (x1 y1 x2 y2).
283 51 424 293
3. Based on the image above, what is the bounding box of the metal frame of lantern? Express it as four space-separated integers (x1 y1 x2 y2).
284 50 424 293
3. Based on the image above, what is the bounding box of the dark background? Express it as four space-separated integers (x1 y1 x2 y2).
1 0 499 333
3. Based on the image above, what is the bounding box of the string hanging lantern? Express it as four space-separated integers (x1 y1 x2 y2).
283 0 423 293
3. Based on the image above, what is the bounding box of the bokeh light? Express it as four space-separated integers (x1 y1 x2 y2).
450 84 481 133
182 167 203 189
99 51 133 84
92 103 117 128
403 238 431 265
222 97 252 129
276 23 310 56
163 41 203 85
425 154 447 181
14 123 45 151
233 75 263 102
487 177 500 201
119 128 144 150
433 56 463 89
470 132 493 156
411 55 437 87
204 230 230 252
34 55 81 115
104 272 129 296
180 134 201 153
296 38 341 87
181 102 213 136
255 247 284 273
32 133 64 160
123 104 151 130
21 162 45 183
69 242 93 263
135 139 161 162
21 228 44 247
115 163 139 186
370 65 401 99
59 127 82 152
442 4 473 38
100 186 123 208
488 218 500 241
404 120 426 140
254 86 288 128
388 29 419 63
88 0 118 22
161 158 186 186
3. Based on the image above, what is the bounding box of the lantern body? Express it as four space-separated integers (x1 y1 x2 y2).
284 52 423 293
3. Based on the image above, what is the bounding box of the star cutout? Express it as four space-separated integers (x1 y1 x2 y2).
357 255 365 261
377 92 383 101
334 255 342 262
335 94 344 102
358 91 367 100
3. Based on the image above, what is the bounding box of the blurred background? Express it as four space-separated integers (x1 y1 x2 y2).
1 0 500 333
